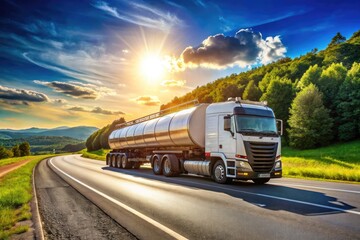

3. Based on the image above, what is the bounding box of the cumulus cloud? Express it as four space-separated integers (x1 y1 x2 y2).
0 85 49 103
179 28 286 69
34 80 115 99
161 79 186 87
134 96 160 106
68 106 124 115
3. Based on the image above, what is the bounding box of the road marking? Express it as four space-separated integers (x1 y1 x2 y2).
66 155 360 216
49 158 188 240
167 179 360 216
270 183 360 194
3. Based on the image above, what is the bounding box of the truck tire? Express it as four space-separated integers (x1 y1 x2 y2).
116 155 122 168
133 162 141 169
162 155 179 177
152 155 163 175
106 154 110 165
213 160 232 184
121 155 132 169
253 178 270 184
111 155 116 168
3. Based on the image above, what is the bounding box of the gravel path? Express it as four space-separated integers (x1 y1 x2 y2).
35 159 137 240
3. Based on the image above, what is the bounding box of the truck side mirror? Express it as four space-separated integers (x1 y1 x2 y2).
276 119 283 136
224 115 231 132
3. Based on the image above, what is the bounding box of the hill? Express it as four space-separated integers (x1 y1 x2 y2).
0 136 85 153
87 30 360 150
0 126 98 140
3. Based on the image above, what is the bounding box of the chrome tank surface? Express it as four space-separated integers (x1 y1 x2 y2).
108 104 208 149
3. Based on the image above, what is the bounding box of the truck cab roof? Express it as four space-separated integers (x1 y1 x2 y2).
206 101 274 117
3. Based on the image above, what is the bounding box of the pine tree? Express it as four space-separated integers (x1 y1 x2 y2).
336 62 360 141
288 84 333 149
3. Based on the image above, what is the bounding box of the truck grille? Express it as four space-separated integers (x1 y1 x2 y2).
244 142 277 172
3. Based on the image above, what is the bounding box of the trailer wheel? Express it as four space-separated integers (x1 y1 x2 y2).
106 154 110 165
152 155 163 175
213 160 232 184
116 155 122 168
121 155 132 169
111 155 116 168
162 155 179 177
133 162 141 169
253 178 270 184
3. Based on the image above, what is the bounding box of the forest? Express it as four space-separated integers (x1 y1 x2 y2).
87 30 360 151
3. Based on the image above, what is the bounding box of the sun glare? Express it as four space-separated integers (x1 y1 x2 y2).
139 54 166 83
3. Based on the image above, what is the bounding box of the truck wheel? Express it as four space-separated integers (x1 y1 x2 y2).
162 156 178 177
253 178 270 184
133 162 141 169
111 155 116 168
152 155 163 175
121 155 132 169
106 154 110 165
213 160 232 184
116 155 122 168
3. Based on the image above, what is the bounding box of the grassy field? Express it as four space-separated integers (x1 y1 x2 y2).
0 155 53 239
0 156 39 167
80 148 109 161
83 141 360 183
282 140 360 182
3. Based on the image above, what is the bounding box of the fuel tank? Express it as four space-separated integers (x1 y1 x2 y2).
108 104 208 149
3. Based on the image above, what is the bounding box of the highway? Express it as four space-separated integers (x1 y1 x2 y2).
42 155 360 240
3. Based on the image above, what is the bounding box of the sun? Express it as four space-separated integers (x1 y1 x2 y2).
139 54 166 83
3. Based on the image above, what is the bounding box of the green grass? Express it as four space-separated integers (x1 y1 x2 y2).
0 156 39 167
80 149 109 161
282 140 360 182
0 155 53 240
81 141 360 183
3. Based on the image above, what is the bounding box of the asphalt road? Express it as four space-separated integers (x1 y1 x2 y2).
44 155 360 240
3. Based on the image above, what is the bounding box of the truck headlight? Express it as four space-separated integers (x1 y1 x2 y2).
236 161 252 171
274 160 282 169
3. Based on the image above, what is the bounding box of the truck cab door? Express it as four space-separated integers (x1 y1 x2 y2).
218 115 237 158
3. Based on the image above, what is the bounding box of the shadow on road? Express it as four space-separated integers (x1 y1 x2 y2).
102 166 356 216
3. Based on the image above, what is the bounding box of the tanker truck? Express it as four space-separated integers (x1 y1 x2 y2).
107 97 282 184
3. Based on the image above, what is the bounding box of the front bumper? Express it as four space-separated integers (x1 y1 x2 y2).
236 169 282 179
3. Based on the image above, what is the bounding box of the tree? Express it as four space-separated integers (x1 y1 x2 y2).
260 78 295 127
336 62 360 141
243 80 262 101
12 144 21 157
92 130 102 151
328 32 346 47
0 146 13 159
317 63 347 108
288 84 333 149
297 64 322 90
19 142 31 156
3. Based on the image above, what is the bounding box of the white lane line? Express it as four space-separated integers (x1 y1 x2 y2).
58 155 360 216
167 180 360 216
270 183 360 194
49 158 188 240
32 163 45 240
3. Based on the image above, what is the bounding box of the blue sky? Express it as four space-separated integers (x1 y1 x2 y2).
0 0 359 129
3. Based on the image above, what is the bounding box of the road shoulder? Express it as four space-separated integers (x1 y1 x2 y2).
35 158 136 240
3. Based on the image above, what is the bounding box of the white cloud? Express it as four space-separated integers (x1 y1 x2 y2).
92 0 182 32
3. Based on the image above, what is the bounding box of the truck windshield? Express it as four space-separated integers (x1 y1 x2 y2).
235 115 277 136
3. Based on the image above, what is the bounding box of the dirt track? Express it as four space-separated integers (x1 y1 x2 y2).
0 159 31 178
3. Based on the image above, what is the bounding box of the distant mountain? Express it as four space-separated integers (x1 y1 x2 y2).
0 126 98 140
